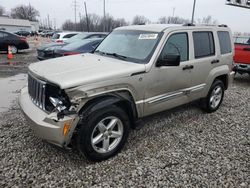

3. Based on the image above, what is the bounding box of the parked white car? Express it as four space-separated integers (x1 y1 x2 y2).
51 32 80 43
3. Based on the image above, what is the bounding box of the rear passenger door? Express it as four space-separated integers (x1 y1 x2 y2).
188 30 219 100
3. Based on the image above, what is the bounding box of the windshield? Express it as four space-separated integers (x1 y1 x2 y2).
66 33 90 43
95 30 162 63
234 37 250 45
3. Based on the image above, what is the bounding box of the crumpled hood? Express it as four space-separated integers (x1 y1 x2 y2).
29 53 146 89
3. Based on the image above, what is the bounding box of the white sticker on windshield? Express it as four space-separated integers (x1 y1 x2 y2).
139 34 158 40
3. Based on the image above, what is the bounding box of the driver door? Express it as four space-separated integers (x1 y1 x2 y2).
144 32 193 116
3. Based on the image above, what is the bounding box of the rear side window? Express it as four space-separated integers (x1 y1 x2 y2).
218 31 232 54
63 34 76 38
193 31 215 58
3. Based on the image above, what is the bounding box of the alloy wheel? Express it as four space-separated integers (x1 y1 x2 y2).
91 116 124 154
209 86 223 109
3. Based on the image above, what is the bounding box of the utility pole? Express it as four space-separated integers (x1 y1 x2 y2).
172 7 176 17
54 18 56 30
84 2 90 32
72 0 79 30
79 13 82 31
191 0 197 24
47 14 50 29
103 0 106 32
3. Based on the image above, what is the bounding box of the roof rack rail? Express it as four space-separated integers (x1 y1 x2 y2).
183 23 195 26
218 24 228 27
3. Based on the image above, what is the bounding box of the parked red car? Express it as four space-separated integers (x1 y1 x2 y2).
233 36 250 75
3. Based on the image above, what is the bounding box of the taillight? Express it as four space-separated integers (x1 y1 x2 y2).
19 37 27 42
63 52 80 56
56 40 63 43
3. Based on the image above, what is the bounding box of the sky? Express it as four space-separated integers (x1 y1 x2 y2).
1 0 250 33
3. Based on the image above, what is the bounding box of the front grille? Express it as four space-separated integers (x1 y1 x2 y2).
28 74 46 110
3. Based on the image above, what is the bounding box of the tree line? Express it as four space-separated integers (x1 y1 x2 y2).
0 4 218 32
62 14 218 32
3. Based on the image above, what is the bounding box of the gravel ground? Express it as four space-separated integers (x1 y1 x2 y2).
0 74 249 187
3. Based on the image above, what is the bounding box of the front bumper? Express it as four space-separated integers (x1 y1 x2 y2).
19 87 77 147
233 63 250 74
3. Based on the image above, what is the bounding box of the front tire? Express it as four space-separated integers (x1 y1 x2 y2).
77 105 130 162
201 79 225 113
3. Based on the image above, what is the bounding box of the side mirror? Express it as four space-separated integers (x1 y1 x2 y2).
156 54 181 67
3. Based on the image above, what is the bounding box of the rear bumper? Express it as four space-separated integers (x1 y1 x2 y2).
19 87 76 147
233 63 250 74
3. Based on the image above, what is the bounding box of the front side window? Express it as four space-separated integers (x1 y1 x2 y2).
160 33 189 62
95 30 162 64
218 31 232 54
193 31 215 58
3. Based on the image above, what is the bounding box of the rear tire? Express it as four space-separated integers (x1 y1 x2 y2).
77 105 130 162
201 79 225 113
10 45 18 54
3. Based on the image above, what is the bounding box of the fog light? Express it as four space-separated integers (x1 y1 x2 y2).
49 97 67 112
63 121 71 136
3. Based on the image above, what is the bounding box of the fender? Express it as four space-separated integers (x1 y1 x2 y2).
78 94 138 123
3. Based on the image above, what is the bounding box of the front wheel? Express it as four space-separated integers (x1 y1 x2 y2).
77 105 130 161
201 80 225 113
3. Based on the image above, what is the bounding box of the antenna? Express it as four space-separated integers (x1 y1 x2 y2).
191 0 197 24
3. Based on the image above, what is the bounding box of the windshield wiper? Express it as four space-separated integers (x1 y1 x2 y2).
94 50 105 55
94 51 128 60
105 52 127 60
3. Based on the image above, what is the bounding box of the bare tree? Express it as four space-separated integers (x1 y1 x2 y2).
11 4 39 21
197 15 218 25
132 15 149 25
0 6 5 16
62 13 128 32
158 16 189 24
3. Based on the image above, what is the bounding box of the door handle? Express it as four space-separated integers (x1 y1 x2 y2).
211 59 220 64
183 65 194 70
243 48 250 51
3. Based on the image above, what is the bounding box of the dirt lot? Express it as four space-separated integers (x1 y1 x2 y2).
0 39 249 187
